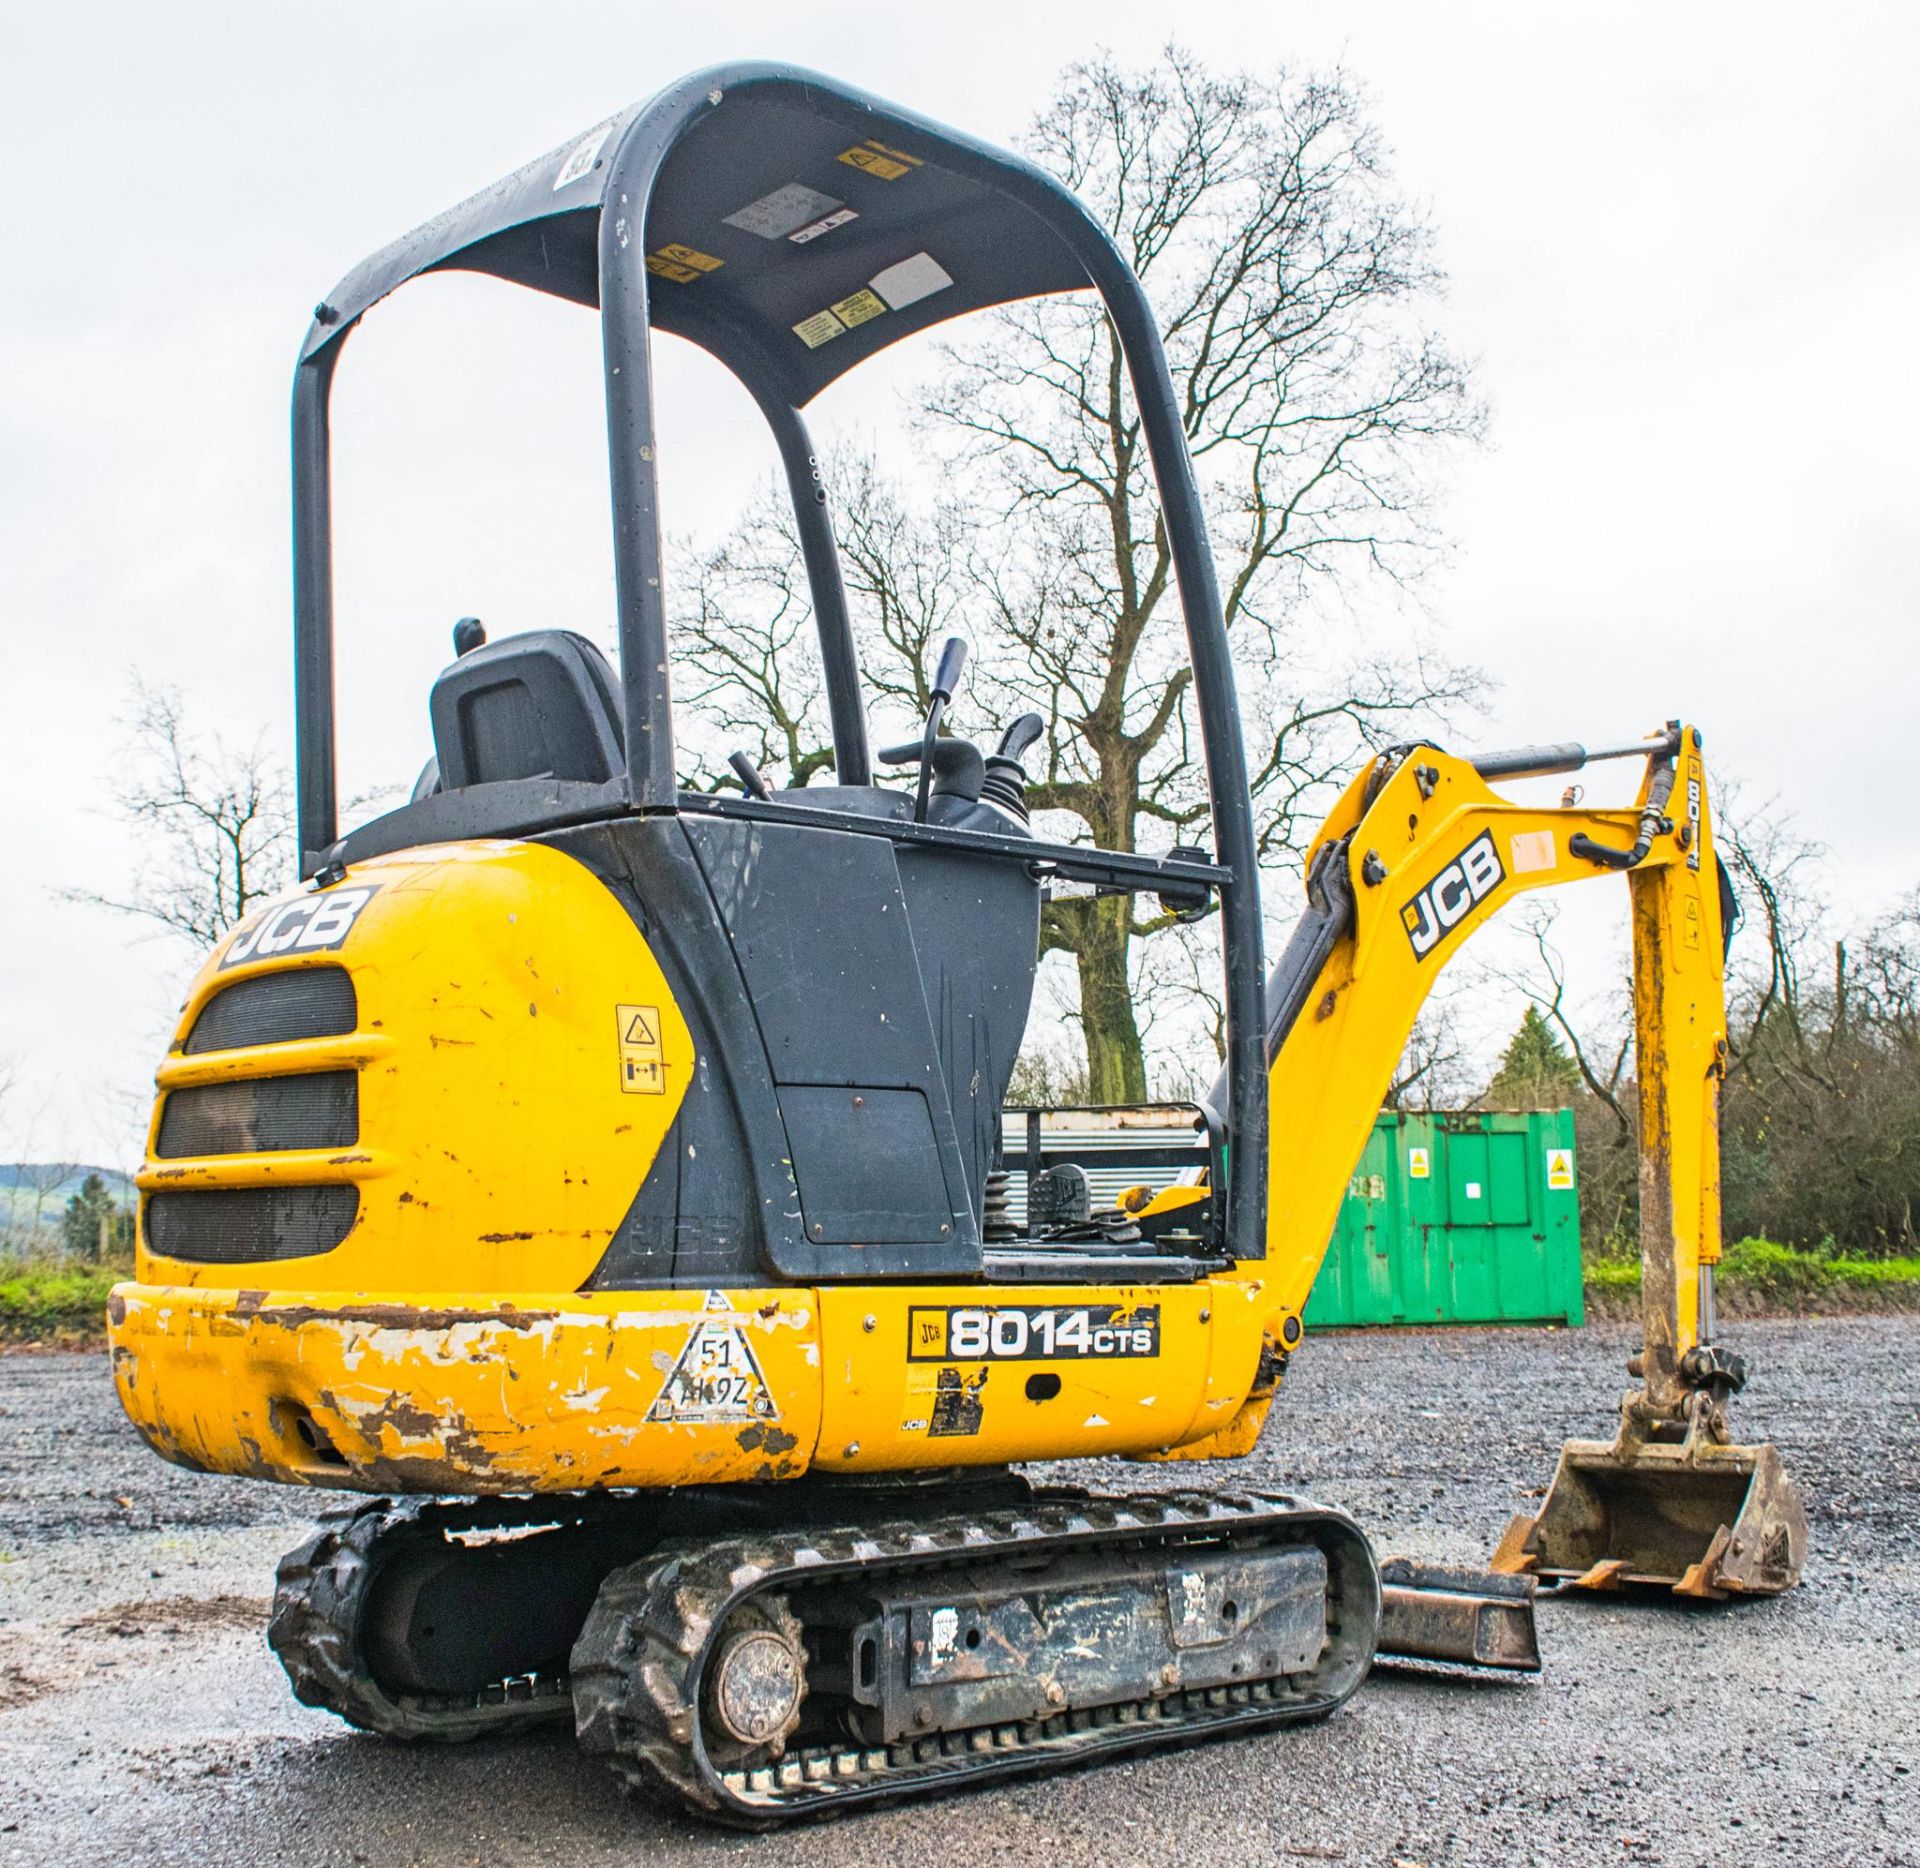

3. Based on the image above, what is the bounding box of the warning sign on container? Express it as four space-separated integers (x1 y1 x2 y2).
1408 1147 1430 1180
1546 1148 1575 1191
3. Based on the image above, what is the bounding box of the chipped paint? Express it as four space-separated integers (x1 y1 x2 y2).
109 1282 825 1495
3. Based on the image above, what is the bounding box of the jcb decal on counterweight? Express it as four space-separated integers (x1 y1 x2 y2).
1401 831 1504 960
647 1319 777 1423
220 887 378 969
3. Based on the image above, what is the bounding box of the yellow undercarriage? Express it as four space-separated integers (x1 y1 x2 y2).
107 1275 1278 1494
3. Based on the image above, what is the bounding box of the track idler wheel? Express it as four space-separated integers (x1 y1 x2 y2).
703 1598 808 1766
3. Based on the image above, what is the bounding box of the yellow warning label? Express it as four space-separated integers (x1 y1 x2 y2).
793 308 846 348
1408 1147 1430 1180
830 287 887 329
646 244 723 283
1546 1148 1575 1191
837 142 918 181
658 243 723 271
617 1002 665 1095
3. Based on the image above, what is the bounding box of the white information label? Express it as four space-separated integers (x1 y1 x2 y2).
870 251 953 309
725 182 842 240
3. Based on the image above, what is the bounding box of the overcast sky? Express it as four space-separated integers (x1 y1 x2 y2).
3 1 1916 1165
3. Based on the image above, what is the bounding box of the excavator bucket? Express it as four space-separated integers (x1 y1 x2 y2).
1493 1436 1807 1599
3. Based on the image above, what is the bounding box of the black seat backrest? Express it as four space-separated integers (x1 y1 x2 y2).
429 631 624 789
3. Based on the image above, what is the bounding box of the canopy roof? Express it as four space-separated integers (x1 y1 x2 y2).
301 65 1095 406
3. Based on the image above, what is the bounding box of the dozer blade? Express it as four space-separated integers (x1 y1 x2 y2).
1374 1558 1540 1672
1492 1437 1807 1599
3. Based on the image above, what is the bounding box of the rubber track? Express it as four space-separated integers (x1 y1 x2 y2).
570 1488 1376 1826
268 1497 578 1742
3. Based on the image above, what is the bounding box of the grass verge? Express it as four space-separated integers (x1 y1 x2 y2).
1585 1236 1920 1318
0 1266 121 1349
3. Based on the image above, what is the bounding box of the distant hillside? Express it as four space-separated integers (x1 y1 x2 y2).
1 1166 136 1240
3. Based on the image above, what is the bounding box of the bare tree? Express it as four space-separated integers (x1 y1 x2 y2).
1385 993 1475 1113
1716 790 1827 1072
63 681 294 947
676 48 1483 1101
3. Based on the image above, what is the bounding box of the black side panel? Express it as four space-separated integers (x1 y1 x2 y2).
894 846 1040 1224
684 816 982 1279
780 1087 952 1243
551 819 801 1291
685 815 935 1085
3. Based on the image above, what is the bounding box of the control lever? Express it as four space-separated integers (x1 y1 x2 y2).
995 711 1045 763
727 749 774 801
878 737 985 802
981 711 1046 822
906 636 969 824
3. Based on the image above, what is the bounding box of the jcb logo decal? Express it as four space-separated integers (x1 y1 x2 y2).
1401 832 1503 959
221 887 379 969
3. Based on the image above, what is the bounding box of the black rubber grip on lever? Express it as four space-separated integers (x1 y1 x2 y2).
930 636 968 701
727 750 773 800
995 710 1046 763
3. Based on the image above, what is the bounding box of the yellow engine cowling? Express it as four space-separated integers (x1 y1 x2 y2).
109 838 1279 1494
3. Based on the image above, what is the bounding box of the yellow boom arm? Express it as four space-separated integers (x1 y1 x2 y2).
1263 726 1724 1388
1243 723 1803 1595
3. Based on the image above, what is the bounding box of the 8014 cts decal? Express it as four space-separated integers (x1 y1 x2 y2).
909 1304 1159 1362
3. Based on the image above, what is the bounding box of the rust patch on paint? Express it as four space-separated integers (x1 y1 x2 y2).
230 1294 558 1332
736 1423 799 1456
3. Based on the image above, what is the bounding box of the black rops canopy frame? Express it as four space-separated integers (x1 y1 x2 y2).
289 61 1270 1262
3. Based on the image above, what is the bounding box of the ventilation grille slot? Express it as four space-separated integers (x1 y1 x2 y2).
155 1073 358 1159
145 1187 360 1263
183 968 357 1055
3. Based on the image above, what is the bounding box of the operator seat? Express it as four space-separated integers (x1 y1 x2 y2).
428 630 625 789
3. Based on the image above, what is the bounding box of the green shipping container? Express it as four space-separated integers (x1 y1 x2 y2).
1303 1109 1583 1329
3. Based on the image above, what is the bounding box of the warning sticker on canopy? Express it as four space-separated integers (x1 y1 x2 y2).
831 287 887 329
792 307 846 349
648 1318 778 1423
838 140 923 181
645 243 724 284
725 181 842 240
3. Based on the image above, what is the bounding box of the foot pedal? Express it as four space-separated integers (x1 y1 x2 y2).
1373 1557 1541 1673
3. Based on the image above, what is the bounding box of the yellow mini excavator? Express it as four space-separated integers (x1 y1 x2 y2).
109 63 1805 1824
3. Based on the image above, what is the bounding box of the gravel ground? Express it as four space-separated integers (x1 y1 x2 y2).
1 1317 1914 1867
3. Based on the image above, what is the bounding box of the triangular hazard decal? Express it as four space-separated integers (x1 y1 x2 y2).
647 1319 777 1424
623 1008 659 1045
